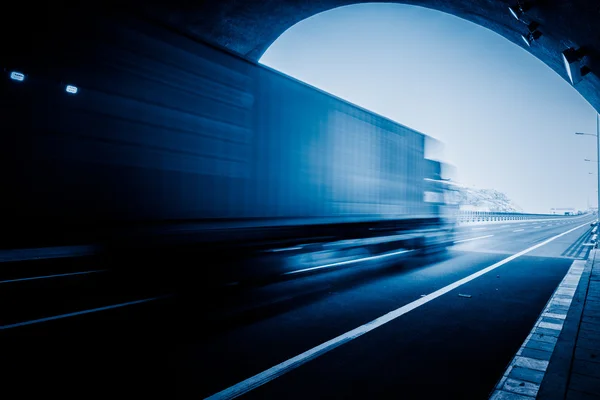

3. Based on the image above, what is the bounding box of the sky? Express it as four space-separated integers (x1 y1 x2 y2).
259 3 599 214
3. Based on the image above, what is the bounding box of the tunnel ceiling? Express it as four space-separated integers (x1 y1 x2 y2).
129 0 600 112
11 0 600 112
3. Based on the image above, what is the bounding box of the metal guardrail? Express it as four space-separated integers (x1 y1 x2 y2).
456 211 587 224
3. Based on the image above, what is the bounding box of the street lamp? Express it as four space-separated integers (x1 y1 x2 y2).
575 113 600 221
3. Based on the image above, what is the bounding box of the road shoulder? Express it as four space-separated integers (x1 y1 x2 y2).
490 257 589 399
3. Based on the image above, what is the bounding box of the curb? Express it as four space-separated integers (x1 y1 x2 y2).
489 252 594 399
536 250 596 399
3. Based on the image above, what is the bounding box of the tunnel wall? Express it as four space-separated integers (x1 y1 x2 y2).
1 16 434 247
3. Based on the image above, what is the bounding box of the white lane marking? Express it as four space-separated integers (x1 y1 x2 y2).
0 296 170 330
0 245 97 263
282 249 414 276
205 222 590 400
539 321 563 330
543 312 567 320
501 225 510 228
454 235 494 244
472 228 488 231
0 270 106 284
534 226 542 228
490 259 586 399
512 229 525 232
269 247 303 253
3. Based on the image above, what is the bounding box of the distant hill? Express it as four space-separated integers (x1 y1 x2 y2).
448 183 523 213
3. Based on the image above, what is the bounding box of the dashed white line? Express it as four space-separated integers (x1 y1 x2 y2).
454 235 494 243
205 222 590 400
0 270 106 284
0 295 170 330
269 247 303 253
472 228 488 231
282 249 414 276
512 229 524 232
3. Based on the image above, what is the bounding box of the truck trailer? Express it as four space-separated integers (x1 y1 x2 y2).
1 14 457 280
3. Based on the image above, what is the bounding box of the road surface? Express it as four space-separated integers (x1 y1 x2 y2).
0 215 594 399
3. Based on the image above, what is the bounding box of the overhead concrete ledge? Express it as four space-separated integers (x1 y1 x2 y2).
3 1 600 112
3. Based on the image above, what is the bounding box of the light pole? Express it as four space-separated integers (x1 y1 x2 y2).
585 170 599 210
576 113 600 218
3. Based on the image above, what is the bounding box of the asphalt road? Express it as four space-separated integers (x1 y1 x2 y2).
0 215 595 399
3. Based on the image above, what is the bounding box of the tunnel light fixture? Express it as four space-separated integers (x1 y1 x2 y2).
520 22 541 47
562 47 588 85
65 85 78 94
9 71 25 81
521 31 541 47
508 5 523 21
508 2 531 21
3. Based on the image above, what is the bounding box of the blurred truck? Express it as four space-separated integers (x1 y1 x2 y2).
1 16 458 280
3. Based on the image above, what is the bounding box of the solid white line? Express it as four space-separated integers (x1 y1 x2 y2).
513 229 524 232
0 270 106 284
454 235 494 243
205 222 590 400
472 228 488 231
0 295 170 330
282 249 414 276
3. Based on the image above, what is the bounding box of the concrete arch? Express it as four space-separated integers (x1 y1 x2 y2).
132 0 600 111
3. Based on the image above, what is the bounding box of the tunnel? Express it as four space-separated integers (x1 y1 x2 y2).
2 3 600 399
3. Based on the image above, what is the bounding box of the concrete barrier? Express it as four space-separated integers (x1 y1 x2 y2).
456 211 590 225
